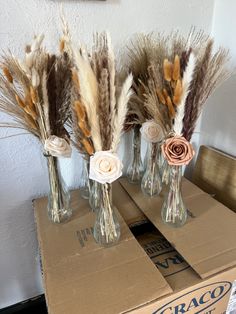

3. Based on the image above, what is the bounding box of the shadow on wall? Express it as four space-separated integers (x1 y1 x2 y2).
199 75 236 157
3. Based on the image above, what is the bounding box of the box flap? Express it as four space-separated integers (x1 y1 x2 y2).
119 178 236 279
113 181 148 226
34 185 172 314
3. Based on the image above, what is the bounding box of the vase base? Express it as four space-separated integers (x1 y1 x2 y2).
48 208 72 224
127 178 142 185
93 233 120 247
80 188 90 200
141 185 162 197
161 210 187 228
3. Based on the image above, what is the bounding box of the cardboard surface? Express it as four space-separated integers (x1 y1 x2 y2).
135 228 200 291
34 179 236 314
193 145 236 211
34 188 172 314
129 225 236 314
113 181 148 226
119 177 236 279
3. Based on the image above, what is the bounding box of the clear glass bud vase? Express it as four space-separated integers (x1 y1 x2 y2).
93 183 120 247
127 126 144 184
141 142 162 197
89 180 102 212
161 165 187 227
80 157 90 199
46 156 72 224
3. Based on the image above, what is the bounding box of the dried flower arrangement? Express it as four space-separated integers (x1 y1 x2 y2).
158 31 230 227
124 34 155 131
67 31 133 245
124 34 167 185
0 35 73 223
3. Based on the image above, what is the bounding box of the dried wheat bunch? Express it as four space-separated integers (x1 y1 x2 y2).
0 35 72 146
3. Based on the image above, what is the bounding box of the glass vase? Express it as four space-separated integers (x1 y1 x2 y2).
80 157 90 199
161 165 187 227
141 142 162 197
46 155 72 224
127 125 144 184
93 183 120 247
89 180 102 212
161 159 171 186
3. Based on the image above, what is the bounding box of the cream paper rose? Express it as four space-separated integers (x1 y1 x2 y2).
161 136 195 166
44 135 72 158
140 120 164 143
89 151 123 184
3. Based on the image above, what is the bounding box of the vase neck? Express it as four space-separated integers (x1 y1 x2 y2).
101 183 112 205
170 165 183 191
133 125 141 155
146 142 159 167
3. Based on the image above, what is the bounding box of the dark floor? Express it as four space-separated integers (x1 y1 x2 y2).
0 295 47 314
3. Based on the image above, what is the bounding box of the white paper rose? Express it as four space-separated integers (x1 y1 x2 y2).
44 135 72 158
140 120 164 143
89 151 123 184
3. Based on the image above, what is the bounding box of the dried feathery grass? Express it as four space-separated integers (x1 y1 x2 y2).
144 67 172 134
123 29 207 131
123 34 158 129
111 73 133 151
182 40 230 141
70 32 132 155
0 35 72 145
72 47 102 151
135 29 230 143
91 33 116 150
173 52 195 135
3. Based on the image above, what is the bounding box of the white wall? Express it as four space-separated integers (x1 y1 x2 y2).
0 0 215 309
198 0 236 157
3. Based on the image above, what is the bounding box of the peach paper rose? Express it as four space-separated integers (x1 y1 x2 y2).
161 136 195 166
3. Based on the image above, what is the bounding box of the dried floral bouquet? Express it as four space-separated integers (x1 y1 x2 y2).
0 35 73 223
157 32 231 227
69 32 132 246
125 33 172 195
123 35 154 184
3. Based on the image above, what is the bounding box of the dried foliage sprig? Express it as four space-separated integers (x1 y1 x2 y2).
70 32 133 156
0 35 72 147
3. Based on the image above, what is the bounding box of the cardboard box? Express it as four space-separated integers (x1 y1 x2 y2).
34 179 236 314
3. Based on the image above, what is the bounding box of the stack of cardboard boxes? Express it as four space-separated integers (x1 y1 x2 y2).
34 178 236 314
